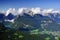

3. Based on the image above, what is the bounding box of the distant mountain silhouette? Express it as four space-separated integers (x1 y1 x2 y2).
0 13 5 21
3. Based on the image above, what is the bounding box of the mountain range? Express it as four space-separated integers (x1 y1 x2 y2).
0 8 60 32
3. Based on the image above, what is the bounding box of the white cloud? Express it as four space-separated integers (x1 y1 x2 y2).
18 8 33 16
25 9 33 16
42 9 54 16
31 7 41 15
52 10 60 13
18 8 27 16
18 8 24 13
0 7 60 16
6 8 16 16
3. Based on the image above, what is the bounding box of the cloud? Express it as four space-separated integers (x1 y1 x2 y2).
6 8 16 16
18 7 41 16
0 7 60 16
20 7 41 16
42 9 54 16
41 9 60 16
31 7 41 15
42 9 53 13
18 8 33 16
52 10 60 13
17 8 27 16
18 8 24 13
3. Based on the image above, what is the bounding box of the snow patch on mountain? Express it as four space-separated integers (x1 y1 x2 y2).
5 19 14 23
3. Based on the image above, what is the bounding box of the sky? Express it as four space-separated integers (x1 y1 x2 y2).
0 0 60 10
